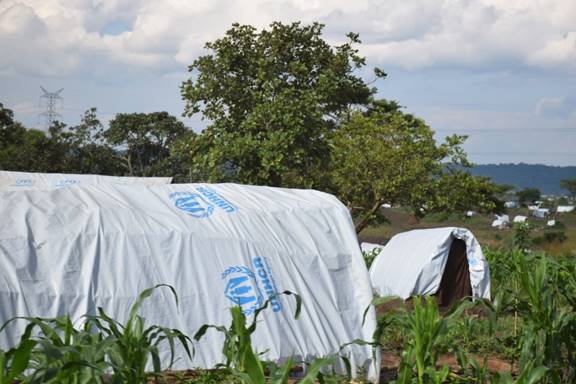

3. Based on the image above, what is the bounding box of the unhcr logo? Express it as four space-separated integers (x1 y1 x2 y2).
195 186 236 213
55 179 79 187
170 192 214 218
170 186 236 219
222 257 282 315
12 179 33 187
222 266 263 316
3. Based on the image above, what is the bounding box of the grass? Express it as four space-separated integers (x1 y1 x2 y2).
359 208 576 255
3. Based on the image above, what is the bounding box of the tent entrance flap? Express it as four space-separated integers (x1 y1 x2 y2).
435 239 472 308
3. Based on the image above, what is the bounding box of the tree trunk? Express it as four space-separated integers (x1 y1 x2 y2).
354 198 384 234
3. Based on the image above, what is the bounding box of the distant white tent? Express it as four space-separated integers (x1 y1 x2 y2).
504 201 518 208
492 214 509 228
513 215 527 223
0 171 171 191
0 183 378 381
557 205 575 213
533 208 550 218
466 210 476 217
369 227 490 306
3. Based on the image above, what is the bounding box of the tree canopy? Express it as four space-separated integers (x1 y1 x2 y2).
0 105 190 178
105 112 191 177
516 188 541 206
560 178 576 199
180 22 382 187
330 101 504 232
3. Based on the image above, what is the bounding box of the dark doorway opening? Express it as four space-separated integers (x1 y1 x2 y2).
436 238 472 309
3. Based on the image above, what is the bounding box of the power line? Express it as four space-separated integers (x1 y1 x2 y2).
39 87 64 129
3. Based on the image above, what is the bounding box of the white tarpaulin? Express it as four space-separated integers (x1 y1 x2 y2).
491 214 509 229
0 171 172 191
513 215 527 223
369 227 490 300
533 208 549 218
0 183 379 381
557 205 575 213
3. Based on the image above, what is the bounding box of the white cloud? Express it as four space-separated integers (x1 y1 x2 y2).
535 96 576 119
0 0 575 77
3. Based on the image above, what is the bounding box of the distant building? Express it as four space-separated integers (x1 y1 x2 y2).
504 201 518 208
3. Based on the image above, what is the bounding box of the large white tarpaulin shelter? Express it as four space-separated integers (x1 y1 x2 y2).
369 227 490 305
0 183 379 381
0 171 171 191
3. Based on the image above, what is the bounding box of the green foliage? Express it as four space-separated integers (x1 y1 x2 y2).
392 297 472 384
194 292 337 384
362 247 381 269
532 230 567 245
330 102 504 233
560 178 576 198
0 285 192 384
0 105 121 175
516 188 541 206
180 22 375 187
513 222 532 250
105 112 192 177
0 104 190 177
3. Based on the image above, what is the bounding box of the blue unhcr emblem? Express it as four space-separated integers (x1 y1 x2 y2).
13 179 33 187
222 266 263 315
55 179 79 187
222 257 282 315
170 192 214 218
169 187 236 219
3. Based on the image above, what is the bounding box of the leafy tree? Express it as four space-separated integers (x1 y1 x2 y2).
0 103 56 172
330 101 503 233
66 108 121 175
560 178 576 199
104 112 190 177
516 188 541 206
180 22 382 187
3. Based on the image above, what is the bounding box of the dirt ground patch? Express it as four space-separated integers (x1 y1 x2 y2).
379 351 514 383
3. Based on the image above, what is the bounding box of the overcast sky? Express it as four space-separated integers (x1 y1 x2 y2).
1 0 575 165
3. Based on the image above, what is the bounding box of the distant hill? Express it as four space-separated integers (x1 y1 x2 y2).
467 164 576 195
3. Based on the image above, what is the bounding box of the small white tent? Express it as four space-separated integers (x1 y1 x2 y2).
0 183 378 381
0 171 171 191
532 208 550 218
369 227 490 305
513 215 527 223
491 214 509 229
